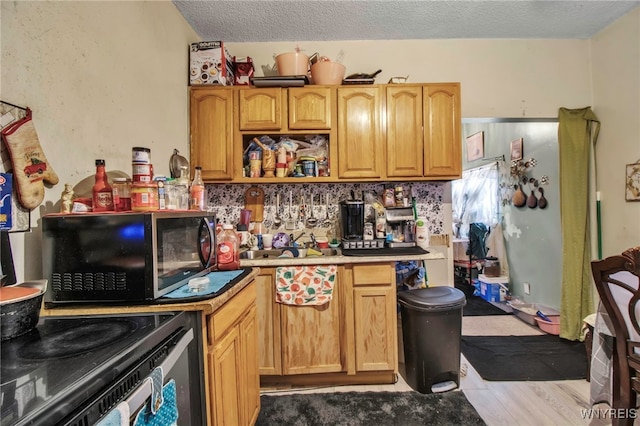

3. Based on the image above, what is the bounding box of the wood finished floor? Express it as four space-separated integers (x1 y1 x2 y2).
261 315 632 425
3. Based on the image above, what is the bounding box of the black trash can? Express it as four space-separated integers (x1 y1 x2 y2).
398 286 466 394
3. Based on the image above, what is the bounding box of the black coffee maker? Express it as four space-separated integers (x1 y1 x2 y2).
339 199 364 241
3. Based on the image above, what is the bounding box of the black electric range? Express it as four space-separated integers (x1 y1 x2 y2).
0 311 204 426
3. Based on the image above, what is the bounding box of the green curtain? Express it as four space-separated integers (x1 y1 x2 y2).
558 107 600 340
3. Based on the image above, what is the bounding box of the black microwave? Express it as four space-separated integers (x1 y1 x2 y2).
42 211 216 306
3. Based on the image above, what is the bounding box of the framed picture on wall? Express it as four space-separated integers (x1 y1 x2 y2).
626 162 640 201
510 138 523 161
466 131 484 162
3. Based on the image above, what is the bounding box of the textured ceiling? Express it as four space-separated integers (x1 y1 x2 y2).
173 0 640 42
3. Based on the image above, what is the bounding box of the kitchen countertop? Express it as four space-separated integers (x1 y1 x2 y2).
239 247 446 267
40 268 260 317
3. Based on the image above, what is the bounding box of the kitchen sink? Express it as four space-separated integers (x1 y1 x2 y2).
239 248 339 259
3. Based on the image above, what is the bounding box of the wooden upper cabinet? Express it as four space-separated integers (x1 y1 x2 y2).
238 87 283 131
386 86 424 178
190 87 234 181
337 87 383 179
423 83 462 178
288 87 332 130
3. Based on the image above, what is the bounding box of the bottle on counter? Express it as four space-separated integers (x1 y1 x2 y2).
217 224 240 271
92 159 114 212
415 216 430 249
189 166 205 210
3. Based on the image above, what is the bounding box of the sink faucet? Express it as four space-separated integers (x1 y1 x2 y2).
309 233 318 249
291 231 306 246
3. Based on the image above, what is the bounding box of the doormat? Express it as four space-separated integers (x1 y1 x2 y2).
256 390 485 426
461 335 588 381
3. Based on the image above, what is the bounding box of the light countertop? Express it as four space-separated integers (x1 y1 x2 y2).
239 247 446 267
40 268 260 317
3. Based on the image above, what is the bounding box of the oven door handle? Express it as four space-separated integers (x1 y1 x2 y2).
124 328 194 413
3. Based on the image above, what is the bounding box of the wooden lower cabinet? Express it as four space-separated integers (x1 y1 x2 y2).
209 281 260 426
350 263 397 372
257 263 397 386
281 289 344 375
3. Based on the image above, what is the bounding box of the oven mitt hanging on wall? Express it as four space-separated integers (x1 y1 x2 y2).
1 108 59 209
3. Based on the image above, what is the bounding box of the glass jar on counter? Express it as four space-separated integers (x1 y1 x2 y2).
112 178 132 211
131 182 159 211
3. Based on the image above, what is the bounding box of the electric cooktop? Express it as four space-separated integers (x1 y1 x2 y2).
0 313 178 425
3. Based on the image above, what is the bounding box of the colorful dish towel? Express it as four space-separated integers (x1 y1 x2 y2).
275 265 337 306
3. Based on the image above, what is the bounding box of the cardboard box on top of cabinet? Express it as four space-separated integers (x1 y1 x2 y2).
0 173 13 230
189 41 236 86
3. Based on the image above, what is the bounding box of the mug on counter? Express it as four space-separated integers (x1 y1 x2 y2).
262 233 274 249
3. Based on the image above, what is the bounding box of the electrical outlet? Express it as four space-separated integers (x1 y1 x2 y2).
524 282 531 295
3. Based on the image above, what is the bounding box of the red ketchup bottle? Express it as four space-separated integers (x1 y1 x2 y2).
217 224 240 271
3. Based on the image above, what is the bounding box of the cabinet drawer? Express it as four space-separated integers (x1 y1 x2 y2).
210 282 256 343
352 263 394 286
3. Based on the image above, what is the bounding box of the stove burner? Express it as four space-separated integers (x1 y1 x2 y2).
18 319 138 360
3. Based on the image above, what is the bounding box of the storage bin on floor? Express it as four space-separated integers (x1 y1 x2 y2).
398 287 466 394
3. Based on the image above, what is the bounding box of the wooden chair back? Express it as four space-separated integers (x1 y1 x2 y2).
591 246 640 425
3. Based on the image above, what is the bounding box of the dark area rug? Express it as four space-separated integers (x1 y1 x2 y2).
455 281 510 316
256 391 486 426
461 335 588 381
463 294 511 316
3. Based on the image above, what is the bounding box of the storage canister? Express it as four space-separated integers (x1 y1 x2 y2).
132 147 151 164
132 163 153 183
131 182 159 211
112 178 132 211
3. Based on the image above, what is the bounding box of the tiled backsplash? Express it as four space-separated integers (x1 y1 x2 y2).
205 182 446 240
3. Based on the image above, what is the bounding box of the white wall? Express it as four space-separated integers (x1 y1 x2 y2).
227 39 592 117
591 7 640 257
1 1 199 281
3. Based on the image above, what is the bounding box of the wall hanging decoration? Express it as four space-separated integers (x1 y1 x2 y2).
0 101 31 231
466 131 484 162
1 107 59 210
626 161 640 201
510 138 523 161
501 157 550 208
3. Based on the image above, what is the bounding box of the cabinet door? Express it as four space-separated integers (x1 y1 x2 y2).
280 281 344 375
288 87 332 130
386 86 424 177
240 306 260 426
337 87 383 179
190 88 234 181
210 327 242 426
353 286 397 371
423 84 462 178
351 263 397 372
256 269 282 375
239 88 283 130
